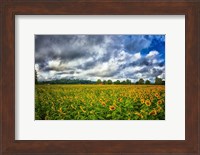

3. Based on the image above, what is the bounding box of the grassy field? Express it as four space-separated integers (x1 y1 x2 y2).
35 84 165 120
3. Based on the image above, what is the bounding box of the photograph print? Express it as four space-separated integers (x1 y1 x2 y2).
35 35 165 120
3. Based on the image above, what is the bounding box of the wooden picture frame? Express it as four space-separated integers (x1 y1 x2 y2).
0 0 199 154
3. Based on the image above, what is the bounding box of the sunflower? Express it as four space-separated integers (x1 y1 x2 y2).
134 112 144 119
58 107 62 113
149 109 157 116
133 98 137 102
157 106 162 112
145 99 151 106
118 98 123 102
109 105 116 111
157 100 162 105
140 98 145 104
101 102 106 106
58 107 66 114
157 95 161 99
155 93 159 97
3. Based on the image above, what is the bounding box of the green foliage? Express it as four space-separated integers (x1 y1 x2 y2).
121 80 126 84
145 80 151 85
39 79 95 84
114 80 121 85
155 77 162 85
96 79 102 84
138 78 144 84
126 79 132 85
35 70 38 84
35 85 165 120
103 80 107 84
107 79 112 84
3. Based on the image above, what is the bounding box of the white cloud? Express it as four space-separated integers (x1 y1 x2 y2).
146 50 159 58
152 59 157 64
47 59 68 71
35 64 39 72
133 52 141 61
48 59 61 68
153 66 165 70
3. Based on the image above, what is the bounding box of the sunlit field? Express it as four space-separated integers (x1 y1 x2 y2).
35 84 165 120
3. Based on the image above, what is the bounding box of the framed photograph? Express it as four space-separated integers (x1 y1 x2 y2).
1 0 199 154
34 34 166 119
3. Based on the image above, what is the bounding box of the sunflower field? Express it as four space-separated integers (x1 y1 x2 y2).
35 84 165 120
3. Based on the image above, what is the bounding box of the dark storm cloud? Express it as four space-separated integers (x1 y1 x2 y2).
129 58 152 66
35 37 92 64
42 65 67 72
61 49 90 60
128 58 164 68
152 68 164 77
35 35 165 82
88 69 119 78
35 35 76 51
119 58 151 69
55 71 75 75
35 35 123 72
134 67 150 74
35 35 107 63
86 35 105 45
77 59 97 70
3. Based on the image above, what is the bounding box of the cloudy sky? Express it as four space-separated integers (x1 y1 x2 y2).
35 35 165 82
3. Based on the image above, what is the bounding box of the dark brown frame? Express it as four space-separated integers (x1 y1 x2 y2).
0 0 200 154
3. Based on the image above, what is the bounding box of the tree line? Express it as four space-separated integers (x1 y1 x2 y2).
38 79 96 85
96 77 164 85
35 70 164 85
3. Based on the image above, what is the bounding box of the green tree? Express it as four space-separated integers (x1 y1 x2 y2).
103 80 107 85
155 77 162 85
107 79 112 84
114 80 120 85
96 79 102 84
35 70 38 84
121 80 126 85
126 79 131 85
145 80 151 85
138 78 144 85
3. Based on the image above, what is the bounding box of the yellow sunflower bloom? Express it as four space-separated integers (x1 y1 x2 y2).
145 99 151 106
134 112 144 119
140 98 145 104
149 109 157 116
109 105 116 111
101 102 106 106
157 100 162 105
157 106 162 112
